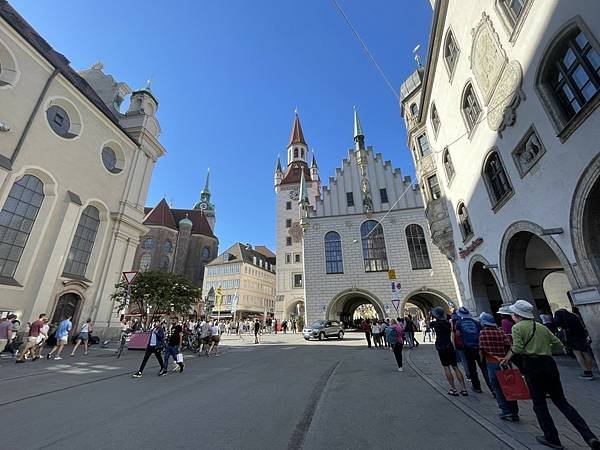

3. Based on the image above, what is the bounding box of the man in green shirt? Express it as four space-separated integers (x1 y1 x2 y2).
501 300 599 450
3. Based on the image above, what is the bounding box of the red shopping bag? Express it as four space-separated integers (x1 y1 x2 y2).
495 367 531 401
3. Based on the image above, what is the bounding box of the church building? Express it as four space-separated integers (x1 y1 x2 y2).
298 109 458 325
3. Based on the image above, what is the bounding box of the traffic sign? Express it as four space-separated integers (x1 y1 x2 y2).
388 269 396 280
122 271 138 285
392 299 401 311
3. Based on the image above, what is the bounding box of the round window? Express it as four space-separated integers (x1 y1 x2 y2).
46 105 74 138
102 147 121 173
142 237 156 249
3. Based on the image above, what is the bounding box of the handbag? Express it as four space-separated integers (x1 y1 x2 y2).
176 352 184 363
496 367 531 401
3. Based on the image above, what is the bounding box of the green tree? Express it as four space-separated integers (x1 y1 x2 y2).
111 270 201 328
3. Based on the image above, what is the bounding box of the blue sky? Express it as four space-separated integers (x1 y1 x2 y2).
13 0 432 251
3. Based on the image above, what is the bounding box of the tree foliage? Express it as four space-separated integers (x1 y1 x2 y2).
111 270 201 327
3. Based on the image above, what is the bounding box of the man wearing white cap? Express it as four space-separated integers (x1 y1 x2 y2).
500 300 599 450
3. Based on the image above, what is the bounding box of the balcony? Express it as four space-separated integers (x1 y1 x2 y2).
425 197 456 261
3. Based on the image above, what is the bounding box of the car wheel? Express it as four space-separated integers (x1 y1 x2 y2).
337 331 344 340
318 332 325 341
304 337 310 341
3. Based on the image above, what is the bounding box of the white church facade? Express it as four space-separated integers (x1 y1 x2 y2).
400 0 600 363
299 110 458 325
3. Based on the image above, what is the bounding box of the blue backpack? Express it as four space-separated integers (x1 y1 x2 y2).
458 318 480 349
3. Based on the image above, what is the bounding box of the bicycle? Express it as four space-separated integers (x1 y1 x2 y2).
116 329 132 358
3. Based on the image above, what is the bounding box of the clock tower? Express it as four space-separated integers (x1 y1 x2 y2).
193 168 216 232
274 112 320 321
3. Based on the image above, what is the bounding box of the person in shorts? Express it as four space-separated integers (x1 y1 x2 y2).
207 322 220 357
70 318 93 357
16 313 46 363
47 316 72 360
0 314 14 356
199 317 211 355
430 307 468 397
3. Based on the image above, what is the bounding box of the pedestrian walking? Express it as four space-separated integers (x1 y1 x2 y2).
46 315 72 360
386 319 404 372
70 318 93 357
423 318 433 342
379 320 389 348
254 318 260 344
282 320 288 334
501 300 600 450
207 322 220 357
33 317 50 360
554 309 595 380
478 312 519 422
133 318 166 378
199 317 211 354
0 314 14 358
372 320 381 348
273 318 278 334
498 306 515 344
362 320 372 348
430 307 468 397
404 315 416 348
451 311 470 380
163 316 184 373
16 313 46 362
455 307 492 393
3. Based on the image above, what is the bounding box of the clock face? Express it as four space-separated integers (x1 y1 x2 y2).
199 202 207 210
289 188 299 201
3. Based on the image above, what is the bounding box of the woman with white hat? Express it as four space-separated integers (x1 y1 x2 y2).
500 300 599 450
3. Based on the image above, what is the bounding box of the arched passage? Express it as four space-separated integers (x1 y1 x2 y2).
401 289 453 319
581 172 600 282
285 300 305 320
327 290 385 329
470 260 503 315
503 229 573 315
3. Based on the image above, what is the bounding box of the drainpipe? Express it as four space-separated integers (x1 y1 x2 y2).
8 68 60 167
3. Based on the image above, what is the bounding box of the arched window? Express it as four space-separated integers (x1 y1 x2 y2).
444 29 460 76
406 224 431 270
539 24 599 126
409 103 418 116
0 175 44 277
139 253 152 271
142 237 155 249
159 255 170 270
457 202 473 241
483 151 513 207
324 231 343 274
360 220 389 272
163 240 172 253
443 148 455 182
63 205 100 277
430 103 441 134
462 83 482 132
301 148 305 159
293 148 299 158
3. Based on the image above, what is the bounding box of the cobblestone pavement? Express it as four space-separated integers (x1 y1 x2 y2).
407 340 600 450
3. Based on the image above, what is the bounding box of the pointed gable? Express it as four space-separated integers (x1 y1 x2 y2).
288 114 306 146
143 198 177 229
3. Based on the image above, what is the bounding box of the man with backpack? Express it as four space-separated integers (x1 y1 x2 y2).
455 307 492 393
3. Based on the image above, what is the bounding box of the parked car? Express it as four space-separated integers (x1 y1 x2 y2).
302 320 344 341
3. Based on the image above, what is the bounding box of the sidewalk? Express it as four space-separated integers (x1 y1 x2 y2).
407 343 600 449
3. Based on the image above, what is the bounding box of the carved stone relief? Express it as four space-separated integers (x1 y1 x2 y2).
418 154 436 176
487 60 525 134
425 199 457 261
470 13 507 104
511 125 546 177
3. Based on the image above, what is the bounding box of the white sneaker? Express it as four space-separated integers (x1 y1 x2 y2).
54 356 62 360
398 367 404 372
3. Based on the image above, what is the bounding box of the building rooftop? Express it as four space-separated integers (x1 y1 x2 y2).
143 199 216 238
399 66 424 101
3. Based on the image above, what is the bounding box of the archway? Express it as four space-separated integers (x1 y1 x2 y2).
401 290 453 319
285 300 305 320
503 230 572 315
582 173 600 282
470 261 503 316
51 293 81 324
327 290 385 329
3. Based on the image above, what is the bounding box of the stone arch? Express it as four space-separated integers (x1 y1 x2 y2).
326 288 385 326
401 288 454 318
285 299 305 319
468 254 505 315
570 151 600 286
50 280 88 326
500 221 578 313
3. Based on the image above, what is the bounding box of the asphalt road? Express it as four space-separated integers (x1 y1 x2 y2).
1 333 508 450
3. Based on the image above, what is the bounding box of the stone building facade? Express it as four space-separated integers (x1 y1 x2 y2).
203 243 276 320
400 0 600 362
0 2 165 336
274 113 321 319
301 110 458 325
132 197 218 288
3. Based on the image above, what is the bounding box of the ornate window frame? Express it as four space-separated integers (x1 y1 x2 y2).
511 124 546 178
482 148 514 213
430 102 441 137
535 16 600 142
460 81 482 138
494 0 534 44
442 147 455 186
456 201 474 243
443 27 460 83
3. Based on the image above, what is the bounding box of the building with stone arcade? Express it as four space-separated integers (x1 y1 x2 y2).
400 0 600 363
300 109 458 326
0 1 164 336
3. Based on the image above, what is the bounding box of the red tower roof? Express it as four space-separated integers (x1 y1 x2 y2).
287 113 306 147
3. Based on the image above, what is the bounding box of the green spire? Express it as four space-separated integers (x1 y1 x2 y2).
201 168 210 195
353 106 365 151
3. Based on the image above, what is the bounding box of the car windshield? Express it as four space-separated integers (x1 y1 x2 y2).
310 320 325 328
